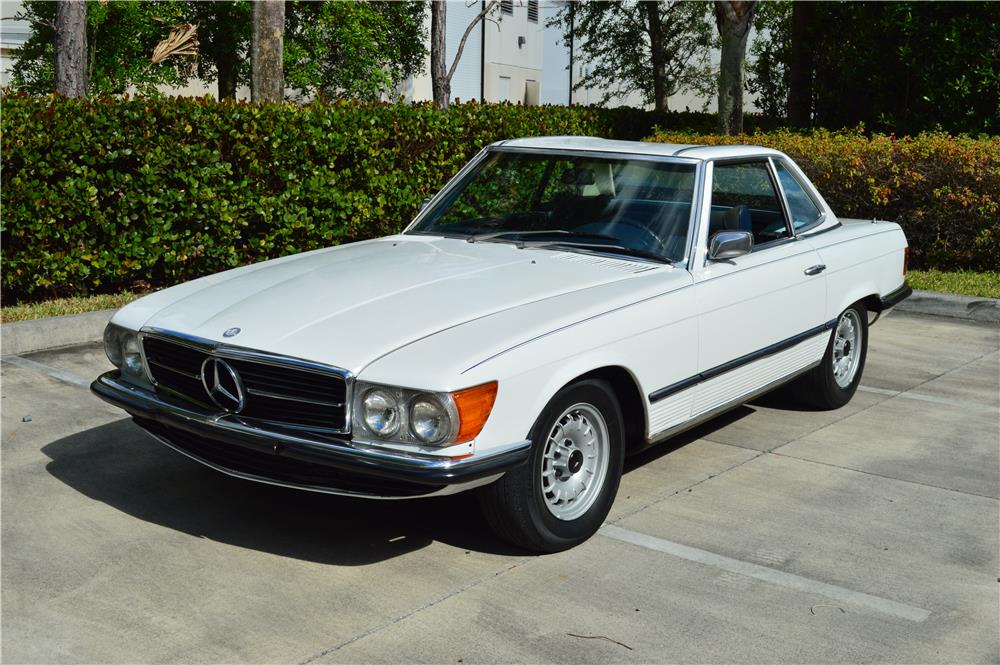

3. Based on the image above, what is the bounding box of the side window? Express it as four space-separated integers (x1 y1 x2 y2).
710 161 790 247
774 161 823 231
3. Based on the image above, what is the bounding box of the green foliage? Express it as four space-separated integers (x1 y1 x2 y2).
9 0 426 101
185 1 253 95
747 1 1000 133
5 94 989 304
1 94 716 302
10 0 192 96
646 127 1000 271
550 0 716 109
284 0 426 102
746 0 791 119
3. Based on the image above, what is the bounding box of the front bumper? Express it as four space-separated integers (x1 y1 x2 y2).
91 372 531 498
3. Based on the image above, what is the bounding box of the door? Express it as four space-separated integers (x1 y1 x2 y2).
691 159 828 416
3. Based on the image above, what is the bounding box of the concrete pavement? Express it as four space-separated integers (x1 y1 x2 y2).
2 310 997 663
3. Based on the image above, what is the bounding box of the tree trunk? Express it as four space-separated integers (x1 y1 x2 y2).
216 45 238 100
430 0 449 110
252 0 284 103
715 0 756 135
213 2 239 100
644 1 668 112
54 0 87 98
787 0 814 127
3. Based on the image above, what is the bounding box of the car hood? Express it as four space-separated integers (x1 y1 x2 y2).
117 236 668 373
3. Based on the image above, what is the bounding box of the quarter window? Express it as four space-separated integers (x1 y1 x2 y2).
774 161 823 231
710 161 790 247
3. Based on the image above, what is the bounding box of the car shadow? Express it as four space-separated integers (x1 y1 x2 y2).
41 419 524 566
42 393 804 566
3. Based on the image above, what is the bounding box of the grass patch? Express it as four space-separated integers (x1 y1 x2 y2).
1 293 142 323
907 270 999 299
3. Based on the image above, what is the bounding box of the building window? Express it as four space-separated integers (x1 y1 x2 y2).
527 0 538 22
500 0 513 16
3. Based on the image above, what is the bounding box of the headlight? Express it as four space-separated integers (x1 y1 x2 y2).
352 381 497 448
409 395 449 444
103 323 150 386
123 335 144 375
103 324 124 367
362 389 400 438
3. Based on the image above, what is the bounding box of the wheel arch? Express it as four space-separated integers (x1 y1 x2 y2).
553 365 648 455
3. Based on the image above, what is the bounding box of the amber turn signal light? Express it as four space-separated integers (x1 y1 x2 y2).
452 381 498 443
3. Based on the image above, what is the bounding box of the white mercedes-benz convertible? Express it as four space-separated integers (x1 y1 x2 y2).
93 137 911 551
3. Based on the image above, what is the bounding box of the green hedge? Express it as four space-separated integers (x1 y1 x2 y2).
1 94 994 303
3 94 764 302
647 128 1000 272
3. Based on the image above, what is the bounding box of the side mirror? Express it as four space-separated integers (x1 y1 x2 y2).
708 231 753 261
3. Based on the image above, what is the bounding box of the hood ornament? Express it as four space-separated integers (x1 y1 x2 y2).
223 327 241 338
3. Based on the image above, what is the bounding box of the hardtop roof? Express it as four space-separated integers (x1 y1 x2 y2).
493 136 786 161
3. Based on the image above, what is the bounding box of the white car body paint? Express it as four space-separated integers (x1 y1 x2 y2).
107 138 909 477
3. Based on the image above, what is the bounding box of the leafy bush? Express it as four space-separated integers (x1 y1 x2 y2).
1 93 773 302
1 94 992 303
647 128 999 271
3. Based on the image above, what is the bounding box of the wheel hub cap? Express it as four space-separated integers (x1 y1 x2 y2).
832 310 863 388
540 403 610 521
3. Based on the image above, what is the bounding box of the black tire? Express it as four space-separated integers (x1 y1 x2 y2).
799 302 869 409
478 378 625 553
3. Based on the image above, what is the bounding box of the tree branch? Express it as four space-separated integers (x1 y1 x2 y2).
447 0 498 83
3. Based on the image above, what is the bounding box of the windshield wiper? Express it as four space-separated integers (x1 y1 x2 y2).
520 240 673 265
466 229 621 245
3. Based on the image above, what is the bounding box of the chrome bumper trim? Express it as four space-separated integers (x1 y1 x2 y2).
91 372 531 490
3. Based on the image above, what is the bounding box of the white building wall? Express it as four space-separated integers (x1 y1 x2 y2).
1 0 30 87
482 1 542 103
540 1 569 105
445 1 483 103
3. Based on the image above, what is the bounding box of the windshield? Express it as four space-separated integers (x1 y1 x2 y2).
406 150 698 263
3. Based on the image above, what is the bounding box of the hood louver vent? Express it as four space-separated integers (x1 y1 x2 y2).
553 252 660 274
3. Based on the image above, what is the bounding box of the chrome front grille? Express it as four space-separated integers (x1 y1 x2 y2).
141 333 349 433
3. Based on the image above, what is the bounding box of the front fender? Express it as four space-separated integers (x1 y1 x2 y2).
360 271 698 454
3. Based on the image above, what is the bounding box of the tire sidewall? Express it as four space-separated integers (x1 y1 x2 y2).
523 379 625 546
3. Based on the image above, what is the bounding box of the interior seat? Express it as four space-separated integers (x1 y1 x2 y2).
722 204 752 232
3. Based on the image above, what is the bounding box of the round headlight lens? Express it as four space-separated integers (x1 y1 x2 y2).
363 389 400 437
122 335 143 375
409 395 450 444
103 325 123 368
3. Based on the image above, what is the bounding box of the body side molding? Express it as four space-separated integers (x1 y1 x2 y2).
648 319 837 403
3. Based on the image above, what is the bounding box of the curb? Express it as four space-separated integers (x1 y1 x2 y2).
1 289 997 357
894 289 1000 324
1 308 115 357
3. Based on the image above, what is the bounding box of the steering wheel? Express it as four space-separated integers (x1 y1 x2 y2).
602 218 670 256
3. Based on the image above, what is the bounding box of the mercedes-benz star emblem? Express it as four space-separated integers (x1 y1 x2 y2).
223 327 241 338
201 357 246 413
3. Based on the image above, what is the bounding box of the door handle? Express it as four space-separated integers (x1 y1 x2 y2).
804 264 826 276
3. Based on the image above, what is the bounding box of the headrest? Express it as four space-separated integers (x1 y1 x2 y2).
723 205 752 232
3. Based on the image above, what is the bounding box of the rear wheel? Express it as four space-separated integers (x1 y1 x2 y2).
479 379 624 553
799 303 869 409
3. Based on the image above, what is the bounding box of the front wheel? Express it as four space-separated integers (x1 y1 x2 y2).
479 379 625 553
799 303 869 409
